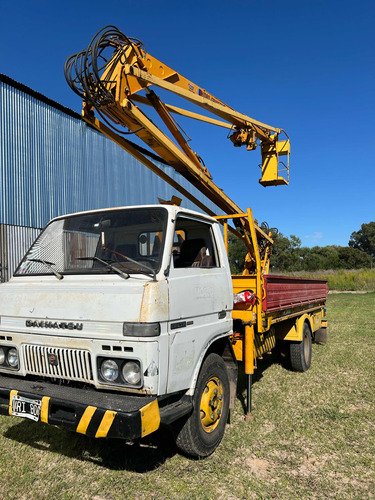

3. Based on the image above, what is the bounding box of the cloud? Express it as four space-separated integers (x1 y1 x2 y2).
304 232 323 240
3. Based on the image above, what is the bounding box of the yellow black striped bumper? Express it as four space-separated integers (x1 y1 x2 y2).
0 376 161 440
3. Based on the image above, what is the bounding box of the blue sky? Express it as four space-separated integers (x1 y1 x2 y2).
1 0 374 247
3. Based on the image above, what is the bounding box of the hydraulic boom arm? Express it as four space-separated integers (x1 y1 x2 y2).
64 26 290 272
65 26 289 189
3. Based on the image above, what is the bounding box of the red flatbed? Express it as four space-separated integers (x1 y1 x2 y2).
262 275 327 312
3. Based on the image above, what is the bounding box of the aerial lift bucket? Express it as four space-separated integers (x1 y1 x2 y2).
259 139 290 187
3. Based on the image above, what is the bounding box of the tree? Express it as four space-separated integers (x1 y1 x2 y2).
228 227 374 275
349 222 375 260
299 247 327 271
227 234 247 274
337 246 373 269
270 233 302 272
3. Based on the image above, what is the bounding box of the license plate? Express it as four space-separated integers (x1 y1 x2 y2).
11 394 42 422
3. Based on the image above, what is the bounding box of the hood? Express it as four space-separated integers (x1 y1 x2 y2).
0 275 168 339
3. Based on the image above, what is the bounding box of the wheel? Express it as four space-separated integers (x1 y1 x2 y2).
290 322 312 372
175 353 230 458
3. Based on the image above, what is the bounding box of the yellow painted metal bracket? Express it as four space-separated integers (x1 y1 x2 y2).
8 390 18 415
140 399 160 438
40 397 50 423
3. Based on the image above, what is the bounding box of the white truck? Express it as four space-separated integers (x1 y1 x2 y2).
0 203 327 457
0 204 239 457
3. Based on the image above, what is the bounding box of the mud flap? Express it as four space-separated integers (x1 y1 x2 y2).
314 327 327 344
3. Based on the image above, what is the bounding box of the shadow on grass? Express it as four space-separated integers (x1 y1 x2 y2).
3 420 177 472
2 347 288 469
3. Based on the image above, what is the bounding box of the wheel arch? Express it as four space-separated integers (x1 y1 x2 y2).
277 313 314 342
186 334 238 409
294 313 313 341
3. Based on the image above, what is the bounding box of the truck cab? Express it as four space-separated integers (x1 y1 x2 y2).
0 204 235 457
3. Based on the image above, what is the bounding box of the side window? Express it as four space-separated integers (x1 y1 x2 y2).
173 217 218 269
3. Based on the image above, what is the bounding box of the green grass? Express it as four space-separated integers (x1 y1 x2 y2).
0 293 374 499
282 268 375 291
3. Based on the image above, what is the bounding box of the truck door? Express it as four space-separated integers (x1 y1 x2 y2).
167 215 232 393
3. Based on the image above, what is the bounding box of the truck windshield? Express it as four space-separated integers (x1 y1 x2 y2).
15 207 168 278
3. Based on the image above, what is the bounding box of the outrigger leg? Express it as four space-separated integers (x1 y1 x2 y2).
244 324 254 422
245 374 254 422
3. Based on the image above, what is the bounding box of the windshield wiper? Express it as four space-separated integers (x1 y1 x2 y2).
77 257 129 280
118 257 157 280
27 258 64 280
102 246 157 281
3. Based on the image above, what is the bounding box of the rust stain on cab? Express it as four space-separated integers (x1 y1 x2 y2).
140 282 168 323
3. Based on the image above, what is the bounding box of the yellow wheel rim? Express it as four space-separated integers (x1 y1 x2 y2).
200 376 223 433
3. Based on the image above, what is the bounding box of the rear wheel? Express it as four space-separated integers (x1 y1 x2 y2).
176 353 229 458
290 322 312 372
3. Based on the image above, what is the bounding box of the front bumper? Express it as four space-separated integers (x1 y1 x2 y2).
0 374 192 439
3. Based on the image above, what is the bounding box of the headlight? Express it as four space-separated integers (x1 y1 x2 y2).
122 361 141 385
7 348 19 368
0 348 5 365
100 359 119 382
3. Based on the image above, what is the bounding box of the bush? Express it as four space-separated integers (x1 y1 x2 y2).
278 269 375 291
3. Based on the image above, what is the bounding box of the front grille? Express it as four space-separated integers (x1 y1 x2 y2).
22 344 94 383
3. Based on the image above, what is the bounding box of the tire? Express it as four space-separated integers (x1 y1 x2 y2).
175 353 230 458
290 322 312 372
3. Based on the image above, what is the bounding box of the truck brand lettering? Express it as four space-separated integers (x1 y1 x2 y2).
194 286 214 299
25 320 83 330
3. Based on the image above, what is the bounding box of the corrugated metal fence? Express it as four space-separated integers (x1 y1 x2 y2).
0 224 41 282
0 75 219 228
0 75 221 281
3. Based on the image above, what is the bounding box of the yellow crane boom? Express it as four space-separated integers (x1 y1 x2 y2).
64 25 290 273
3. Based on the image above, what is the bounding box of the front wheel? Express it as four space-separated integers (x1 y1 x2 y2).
290 322 312 372
175 353 230 458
